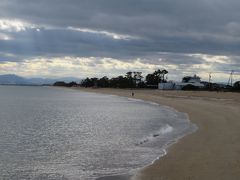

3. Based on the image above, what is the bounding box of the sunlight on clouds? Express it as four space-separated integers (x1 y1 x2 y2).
0 52 16 57
0 33 12 40
100 58 160 71
0 19 36 32
68 26 139 40
188 54 231 64
177 54 240 82
191 63 212 71
198 71 234 82
1 55 239 82
0 57 162 77
0 62 18 73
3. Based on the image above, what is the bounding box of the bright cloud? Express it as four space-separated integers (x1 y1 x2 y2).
0 32 12 40
3 57 163 77
189 54 231 64
0 19 36 32
67 27 140 40
0 55 239 82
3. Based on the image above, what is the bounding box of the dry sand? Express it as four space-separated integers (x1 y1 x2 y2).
74 88 240 180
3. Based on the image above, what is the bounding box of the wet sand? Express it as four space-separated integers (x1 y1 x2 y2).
74 88 240 180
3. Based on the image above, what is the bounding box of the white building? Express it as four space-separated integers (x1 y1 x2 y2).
158 75 205 90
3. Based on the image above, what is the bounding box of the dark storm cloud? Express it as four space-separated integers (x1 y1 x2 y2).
0 28 157 60
0 0 240 64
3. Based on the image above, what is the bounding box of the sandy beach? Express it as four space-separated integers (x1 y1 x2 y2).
74 88 240 180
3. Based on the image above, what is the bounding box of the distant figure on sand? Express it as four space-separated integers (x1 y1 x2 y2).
132 92 134 96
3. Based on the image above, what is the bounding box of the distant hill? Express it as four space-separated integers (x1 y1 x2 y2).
0 74 29 85
0 74 81 85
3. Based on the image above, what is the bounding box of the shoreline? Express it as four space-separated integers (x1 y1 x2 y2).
94 95 197 180
73 88 240 180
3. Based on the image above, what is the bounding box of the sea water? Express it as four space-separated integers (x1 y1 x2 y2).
0 86 196 180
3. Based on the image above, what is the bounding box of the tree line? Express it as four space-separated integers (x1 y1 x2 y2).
52 69 240 92
53 69 168 89
80 69 168 88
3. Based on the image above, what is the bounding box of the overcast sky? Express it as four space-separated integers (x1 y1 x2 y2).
0 0 240 82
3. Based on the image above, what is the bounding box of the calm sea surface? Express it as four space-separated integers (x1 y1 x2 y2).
0 86 196 180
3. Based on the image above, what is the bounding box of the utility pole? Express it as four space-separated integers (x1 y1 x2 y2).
228 70 234 87
209 72 212 83
208 72 212 90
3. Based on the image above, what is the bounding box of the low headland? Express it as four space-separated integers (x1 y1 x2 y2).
73 87 240 180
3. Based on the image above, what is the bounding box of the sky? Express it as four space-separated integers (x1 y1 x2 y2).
0 0 240 82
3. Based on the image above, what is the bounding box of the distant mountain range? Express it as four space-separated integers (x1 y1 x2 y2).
0 74 81 85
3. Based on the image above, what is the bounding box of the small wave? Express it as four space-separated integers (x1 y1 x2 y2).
138 125 173 145
160 124 173 134
127 98 144 102
147 102 159 106
127 98 159 106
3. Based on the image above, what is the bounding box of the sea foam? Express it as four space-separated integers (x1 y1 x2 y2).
138 124 173 145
